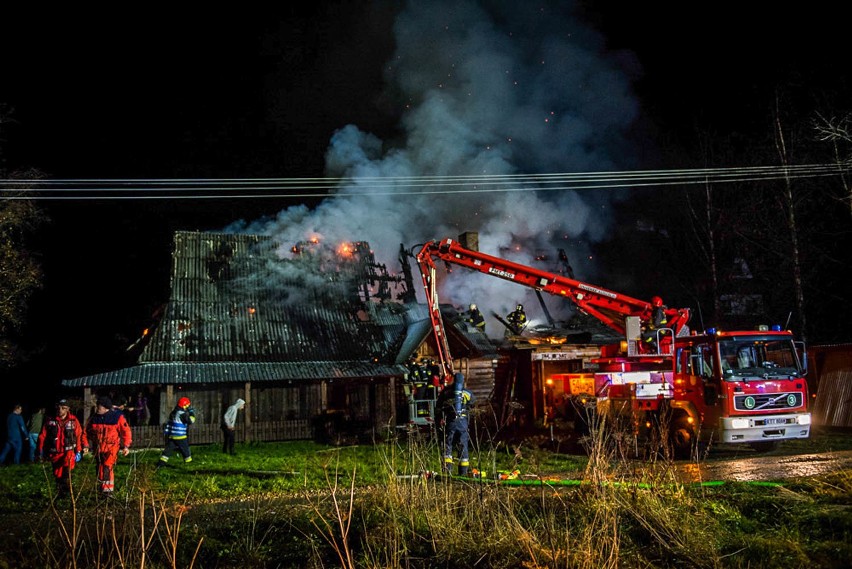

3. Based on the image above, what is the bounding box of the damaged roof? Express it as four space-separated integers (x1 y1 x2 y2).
64 231 417 387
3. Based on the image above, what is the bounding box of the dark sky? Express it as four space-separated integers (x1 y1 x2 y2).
1 2 848 405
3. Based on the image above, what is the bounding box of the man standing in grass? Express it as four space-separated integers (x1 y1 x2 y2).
83 396 132 498
37 400 83 498
26 406 45 463
221 398 245 455
0 404 28 465
437 373 475 476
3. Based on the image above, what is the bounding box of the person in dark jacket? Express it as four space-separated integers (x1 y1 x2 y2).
641 296 668 351
27 407 45 463
506 304 527 335
37 400 83 498
436 373 475 476
464 303 486 332
83 396 132 497
158 397 196 468
0 404 28 465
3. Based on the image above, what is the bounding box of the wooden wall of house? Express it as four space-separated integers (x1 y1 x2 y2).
455 356 497 400
251 385 323 421
120 376 398 446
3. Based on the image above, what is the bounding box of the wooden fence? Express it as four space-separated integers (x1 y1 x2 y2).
128 419 313 449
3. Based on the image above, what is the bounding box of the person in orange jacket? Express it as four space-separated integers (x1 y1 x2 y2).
37 399 83 498
83 396 132 498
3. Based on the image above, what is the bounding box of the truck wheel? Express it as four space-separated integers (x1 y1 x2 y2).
749 441 778 453
669 421 695 460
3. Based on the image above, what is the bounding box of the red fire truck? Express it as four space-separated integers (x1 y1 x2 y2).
416 237 811 457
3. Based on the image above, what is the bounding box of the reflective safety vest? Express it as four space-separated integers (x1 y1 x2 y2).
165 407 195 439
39 414 82 455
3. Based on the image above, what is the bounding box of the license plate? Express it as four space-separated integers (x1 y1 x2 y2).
764 418 787 425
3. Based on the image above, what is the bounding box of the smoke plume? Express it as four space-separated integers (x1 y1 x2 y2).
231 0 642 335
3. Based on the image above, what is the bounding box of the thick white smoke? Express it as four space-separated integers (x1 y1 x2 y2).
231 0 642 336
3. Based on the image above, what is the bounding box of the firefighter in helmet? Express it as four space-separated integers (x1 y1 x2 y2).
436 373 475 476
158 396 196 468
642 296 668 351
464 303 486 332
506 303 527 335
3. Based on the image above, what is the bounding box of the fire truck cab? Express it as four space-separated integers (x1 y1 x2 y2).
668 328 811 450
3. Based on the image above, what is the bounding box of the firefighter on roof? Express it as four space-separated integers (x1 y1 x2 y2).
158 397 196 467
437 373 475 476
83 396 132 498
464 303 486 332
506 304 527 335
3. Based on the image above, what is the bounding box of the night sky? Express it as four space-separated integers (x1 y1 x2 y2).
1 2 848 407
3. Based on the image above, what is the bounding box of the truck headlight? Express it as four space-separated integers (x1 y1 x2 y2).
731 418 750 429
798 415 811 425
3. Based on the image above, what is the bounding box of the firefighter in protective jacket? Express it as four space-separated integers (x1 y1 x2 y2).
37 399 83 498
506 304 527 335
641 296 668 351
437 373 475 476
158 397 196 467
83 396 132 497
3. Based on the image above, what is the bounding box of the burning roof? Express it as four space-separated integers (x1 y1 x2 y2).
138 231 414 363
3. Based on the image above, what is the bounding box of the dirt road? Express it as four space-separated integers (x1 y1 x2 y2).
678 449 852 483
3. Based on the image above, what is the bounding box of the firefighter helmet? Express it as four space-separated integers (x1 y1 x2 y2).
177 397 191 409
651 296 663 308
516 304 523 311
469 303 477 311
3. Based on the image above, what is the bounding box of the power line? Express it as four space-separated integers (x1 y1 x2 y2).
1 164 848 200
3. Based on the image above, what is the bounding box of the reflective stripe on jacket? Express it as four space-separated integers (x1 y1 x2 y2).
167 407 195 439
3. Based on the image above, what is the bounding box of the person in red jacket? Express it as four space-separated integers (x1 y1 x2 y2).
83 396 132 498
37 399 83 499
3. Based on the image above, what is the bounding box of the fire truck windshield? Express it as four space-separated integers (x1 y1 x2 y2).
719 336 802 380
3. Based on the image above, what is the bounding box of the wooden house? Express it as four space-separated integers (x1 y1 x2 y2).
61 231 495 445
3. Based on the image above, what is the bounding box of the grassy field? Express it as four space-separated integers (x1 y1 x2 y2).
0 428 849 568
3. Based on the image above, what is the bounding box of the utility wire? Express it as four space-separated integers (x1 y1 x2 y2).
1 164 848 200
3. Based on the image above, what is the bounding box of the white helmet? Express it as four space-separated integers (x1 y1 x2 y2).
469 303 477 310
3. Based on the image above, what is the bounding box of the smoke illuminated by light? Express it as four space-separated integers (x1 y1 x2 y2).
228 0 642 335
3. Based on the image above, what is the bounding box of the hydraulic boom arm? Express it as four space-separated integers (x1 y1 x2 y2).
415 238 690 380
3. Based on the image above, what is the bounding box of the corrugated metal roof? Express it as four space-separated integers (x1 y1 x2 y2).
394 319 433 364
138 231 402 363
62 361 409 388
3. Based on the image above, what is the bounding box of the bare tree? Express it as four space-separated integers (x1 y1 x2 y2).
813 112 852 221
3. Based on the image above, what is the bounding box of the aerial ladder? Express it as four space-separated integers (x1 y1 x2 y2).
415 237 691 383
